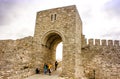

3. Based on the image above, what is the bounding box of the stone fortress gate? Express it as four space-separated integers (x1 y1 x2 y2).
34 5 84 78
0 5 120 79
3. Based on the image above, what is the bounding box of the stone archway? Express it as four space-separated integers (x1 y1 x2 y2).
41 31 63 64
33 5 84 79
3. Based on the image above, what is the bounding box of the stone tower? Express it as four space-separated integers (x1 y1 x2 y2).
34 5 84 78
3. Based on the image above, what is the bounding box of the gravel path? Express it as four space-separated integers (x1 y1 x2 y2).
25 68 61 79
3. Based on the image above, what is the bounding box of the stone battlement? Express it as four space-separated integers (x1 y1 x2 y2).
84 39 120 46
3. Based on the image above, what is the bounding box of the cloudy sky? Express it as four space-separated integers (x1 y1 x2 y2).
0 0 120 40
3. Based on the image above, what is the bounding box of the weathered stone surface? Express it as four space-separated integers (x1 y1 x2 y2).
0 5 120 79
0 36 35 79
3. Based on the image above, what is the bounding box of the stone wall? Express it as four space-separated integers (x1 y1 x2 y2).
81 37 120 79
0 36 119 79
0 36 35 79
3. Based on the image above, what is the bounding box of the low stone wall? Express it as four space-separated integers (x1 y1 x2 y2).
0 36 36 79
81 45 120 79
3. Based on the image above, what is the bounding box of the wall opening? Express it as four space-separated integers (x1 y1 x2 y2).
56 42 63 61
42 32 63 74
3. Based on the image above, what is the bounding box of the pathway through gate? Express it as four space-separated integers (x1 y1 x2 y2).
25 68 61 79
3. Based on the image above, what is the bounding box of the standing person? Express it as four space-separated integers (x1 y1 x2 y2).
43 63 48 74
55 61 58 70
48 63 52 75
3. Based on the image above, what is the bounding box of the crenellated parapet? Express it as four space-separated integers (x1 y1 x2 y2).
114 40 119 46
82 38 120 47
88 39 94 46
108 40 113 46
101 39 107 46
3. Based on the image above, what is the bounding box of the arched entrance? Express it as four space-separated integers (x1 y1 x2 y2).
41 31 63 68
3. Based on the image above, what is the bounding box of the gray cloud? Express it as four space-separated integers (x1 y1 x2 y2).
103 0 120 18
101 27 120 40
0 0 36 39
0 0 18 25
101 0 120 39
0 0 33 26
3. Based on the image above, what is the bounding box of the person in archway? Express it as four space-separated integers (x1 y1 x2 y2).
55 61 58 70
35 68 40 74
43 63 48 74
48 63 52 75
